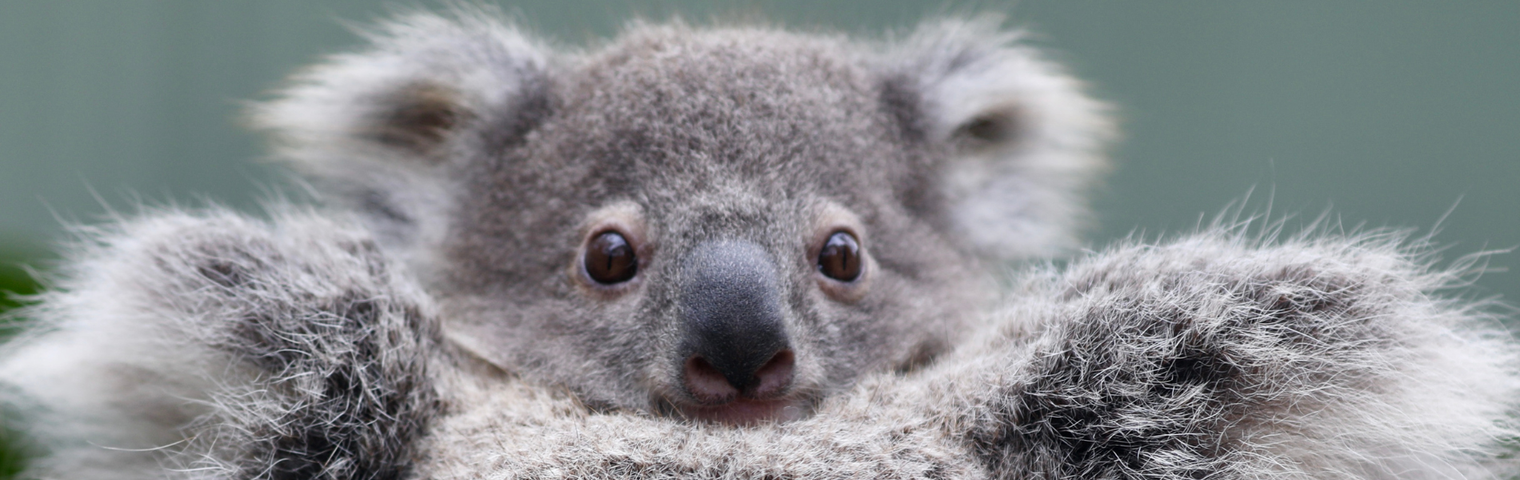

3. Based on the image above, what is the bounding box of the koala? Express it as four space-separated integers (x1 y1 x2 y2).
246 11 1109 423
2 9 1517 480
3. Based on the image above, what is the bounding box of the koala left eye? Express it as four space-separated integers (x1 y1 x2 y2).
817 231 862 282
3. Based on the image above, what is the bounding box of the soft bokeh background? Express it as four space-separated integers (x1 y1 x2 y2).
1 0 1517 473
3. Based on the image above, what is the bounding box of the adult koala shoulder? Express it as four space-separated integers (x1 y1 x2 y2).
2 8 1517 480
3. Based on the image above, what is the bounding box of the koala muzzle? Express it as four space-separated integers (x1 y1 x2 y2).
677 240 795 404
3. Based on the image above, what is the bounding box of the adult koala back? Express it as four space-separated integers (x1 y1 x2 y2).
252 9 1111 423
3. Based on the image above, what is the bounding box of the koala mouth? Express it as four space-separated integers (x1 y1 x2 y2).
678 398 807 425
670 350 805 425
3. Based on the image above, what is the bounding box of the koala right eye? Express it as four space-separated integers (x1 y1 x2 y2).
584 231 638 284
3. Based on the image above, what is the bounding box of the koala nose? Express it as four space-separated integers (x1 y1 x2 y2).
677 240 795 404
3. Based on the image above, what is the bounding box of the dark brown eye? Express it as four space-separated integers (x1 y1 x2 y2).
817 231 862 282
584 231 637 284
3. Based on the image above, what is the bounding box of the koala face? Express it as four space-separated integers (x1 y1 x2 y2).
255 13 1111 424
441 30 994 423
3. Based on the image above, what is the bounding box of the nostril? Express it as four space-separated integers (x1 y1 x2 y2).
683 356 738 404
749 350 795 399
682 351 796 404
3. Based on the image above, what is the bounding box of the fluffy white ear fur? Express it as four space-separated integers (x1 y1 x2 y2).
251 10 550 271
889 18 1114 260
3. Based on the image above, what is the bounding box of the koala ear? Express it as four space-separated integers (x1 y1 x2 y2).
252 10 552 253
883 18 1115 260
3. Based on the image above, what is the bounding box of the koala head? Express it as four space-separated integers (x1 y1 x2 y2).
255 12 1110 424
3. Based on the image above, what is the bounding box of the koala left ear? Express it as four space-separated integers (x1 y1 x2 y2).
883 18 1115 260
252 10 552 255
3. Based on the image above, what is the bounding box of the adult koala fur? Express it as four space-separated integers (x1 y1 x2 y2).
2 9 1519 480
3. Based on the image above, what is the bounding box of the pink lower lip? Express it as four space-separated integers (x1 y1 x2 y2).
679 398 804 425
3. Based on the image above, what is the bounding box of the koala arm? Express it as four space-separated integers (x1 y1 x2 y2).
0 208 444 480
927 230 1520 479
4 210 1516 480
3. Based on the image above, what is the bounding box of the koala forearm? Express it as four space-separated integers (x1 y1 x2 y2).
0 209 443 480
927 230 1520 479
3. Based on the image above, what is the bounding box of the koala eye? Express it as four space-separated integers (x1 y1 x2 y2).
817 231 862 282
584 231 638 284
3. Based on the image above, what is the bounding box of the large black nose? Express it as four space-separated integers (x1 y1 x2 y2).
677 240 794 403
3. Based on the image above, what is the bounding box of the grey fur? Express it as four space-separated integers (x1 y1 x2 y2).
3 9 1518 480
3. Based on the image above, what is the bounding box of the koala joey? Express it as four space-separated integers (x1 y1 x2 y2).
251 12 1109 424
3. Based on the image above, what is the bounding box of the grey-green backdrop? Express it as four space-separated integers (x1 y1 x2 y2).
2 1 1517 304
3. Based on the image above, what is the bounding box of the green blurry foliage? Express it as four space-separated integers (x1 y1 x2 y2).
0 250 39 479
0 257 41 329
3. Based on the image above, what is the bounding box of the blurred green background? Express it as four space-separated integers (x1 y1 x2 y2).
0 0 1517 474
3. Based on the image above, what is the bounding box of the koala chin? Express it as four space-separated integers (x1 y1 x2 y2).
246 10 1110 424
5 7 1517 480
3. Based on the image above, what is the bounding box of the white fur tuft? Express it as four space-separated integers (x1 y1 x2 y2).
887 17 1115 260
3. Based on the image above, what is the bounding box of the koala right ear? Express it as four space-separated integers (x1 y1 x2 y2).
882 18 1115 260
252 10 552 252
